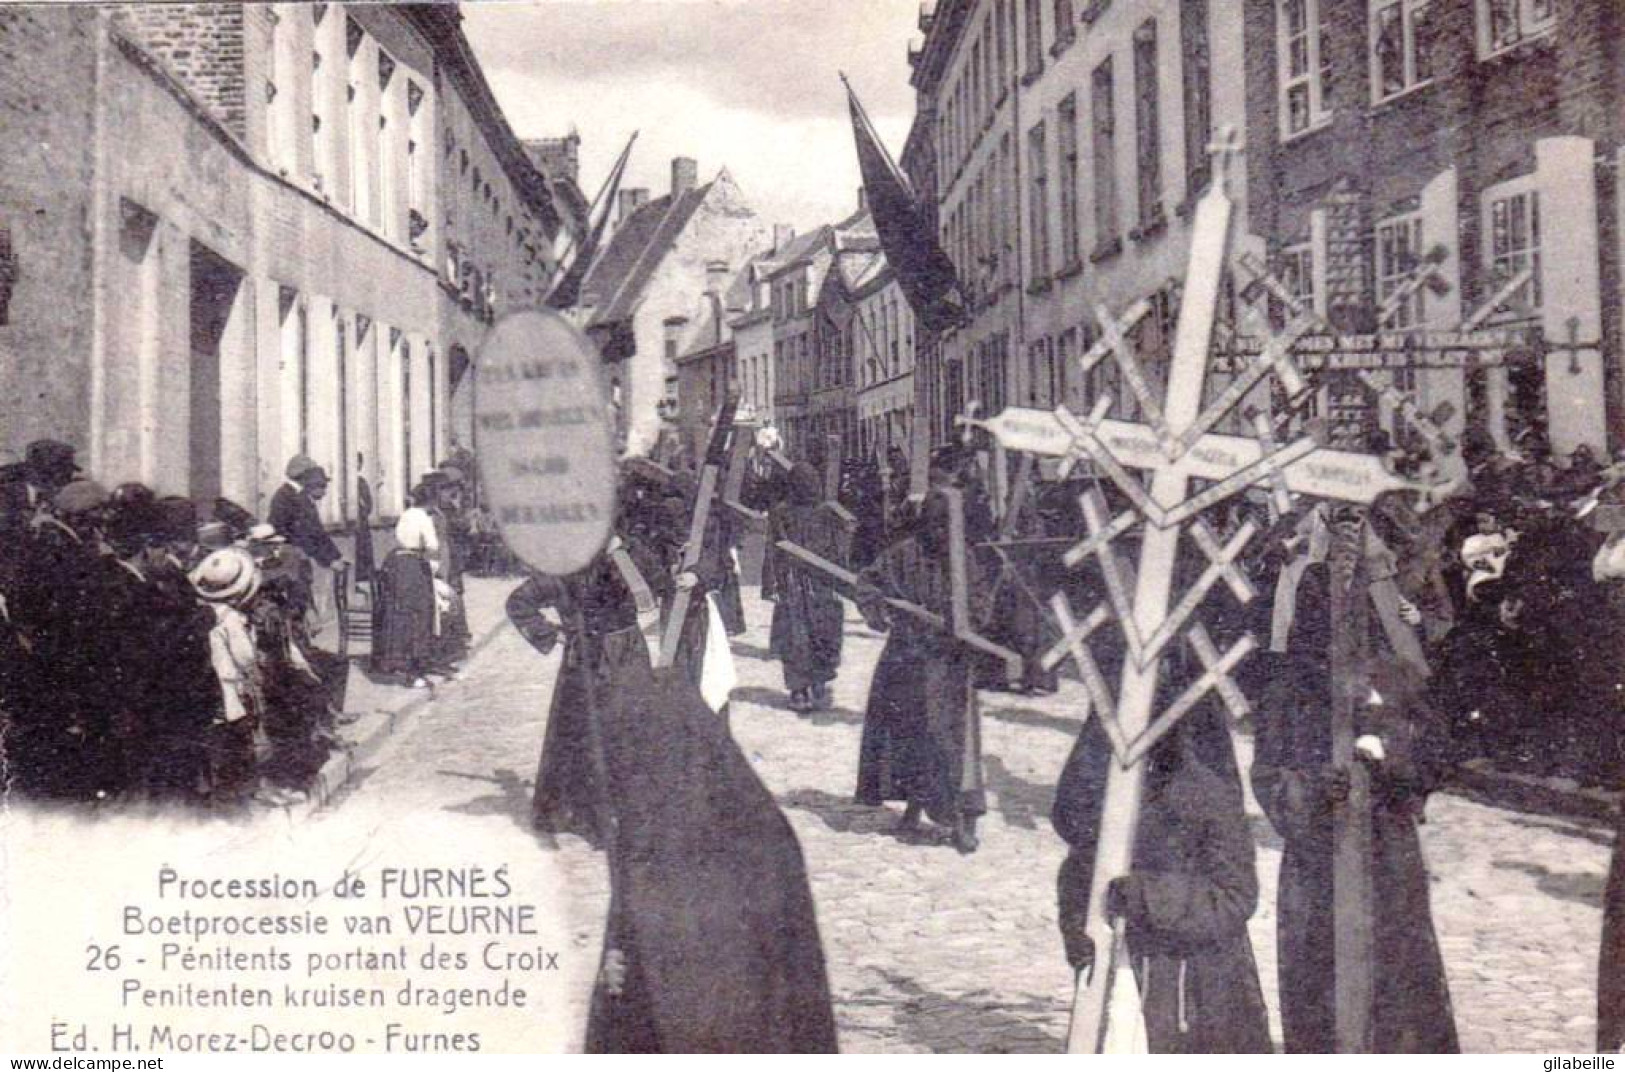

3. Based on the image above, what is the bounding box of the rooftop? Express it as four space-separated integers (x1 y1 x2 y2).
582 180 715 328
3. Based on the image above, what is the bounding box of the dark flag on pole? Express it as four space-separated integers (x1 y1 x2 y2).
546 131 638 311
844 75 966 334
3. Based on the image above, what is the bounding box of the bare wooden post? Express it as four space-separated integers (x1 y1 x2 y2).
823 433 844 503
1327 507 1376 1053
655 393 739 668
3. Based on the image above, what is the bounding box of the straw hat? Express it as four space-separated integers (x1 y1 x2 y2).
190 547 262 605
53 479 109 516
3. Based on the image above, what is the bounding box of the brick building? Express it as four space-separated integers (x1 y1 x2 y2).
1242 0 1625 456
0 3 577 523
906 0 1247 448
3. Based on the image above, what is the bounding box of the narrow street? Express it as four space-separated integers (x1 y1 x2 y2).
332 576 1614 1053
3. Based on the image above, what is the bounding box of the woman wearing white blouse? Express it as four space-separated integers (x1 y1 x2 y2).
371 490 440 687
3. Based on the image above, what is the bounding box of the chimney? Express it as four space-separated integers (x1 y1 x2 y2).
522 133 581 186
857 186 868 213
671 157 699 197
618 188 649 223
705 260 731 297
773 224 795 253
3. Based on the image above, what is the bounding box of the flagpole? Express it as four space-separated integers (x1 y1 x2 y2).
553 131 638 276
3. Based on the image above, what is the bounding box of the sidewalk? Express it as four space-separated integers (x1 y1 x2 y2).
284 574 520 820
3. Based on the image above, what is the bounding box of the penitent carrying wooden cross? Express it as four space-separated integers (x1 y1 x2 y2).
964 128 1446 1053
656 391 743 668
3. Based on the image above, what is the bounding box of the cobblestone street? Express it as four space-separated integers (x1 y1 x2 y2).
334 577 1615 1052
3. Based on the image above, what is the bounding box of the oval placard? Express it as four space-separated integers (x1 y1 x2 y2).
474 309 616 575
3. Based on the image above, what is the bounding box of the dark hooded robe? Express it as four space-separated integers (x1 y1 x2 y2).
1252 562 1459 1054
763 462 845 694
844 457 888 572
507 537 671 838
581 657 838 1052
853 491 985 826
1052 695 1271 1054
426 503 470 663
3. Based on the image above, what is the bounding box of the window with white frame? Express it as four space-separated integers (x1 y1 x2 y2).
1376 212 1425 328
1372 0 1435 102
1483 178 1542 313
1278 0 1332 137
1028 119 1051 280
1091 57 1119 244
1058 93 1081 267
1278 242 1315 311
1478 0 1554 58
1132 19 1163 228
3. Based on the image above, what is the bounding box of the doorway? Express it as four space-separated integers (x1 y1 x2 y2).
189 241 242 504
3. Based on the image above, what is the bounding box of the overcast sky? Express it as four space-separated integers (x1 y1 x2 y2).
461 0 920 231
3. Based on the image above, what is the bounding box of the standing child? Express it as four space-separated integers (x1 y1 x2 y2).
191 547 265 806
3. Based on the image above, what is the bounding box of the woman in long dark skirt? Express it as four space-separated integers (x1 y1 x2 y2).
372 491 438 688
508 532 671 839
762 461 844 712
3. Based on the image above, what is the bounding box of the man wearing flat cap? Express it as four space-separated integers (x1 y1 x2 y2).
269 454 345 649
0 439 81 535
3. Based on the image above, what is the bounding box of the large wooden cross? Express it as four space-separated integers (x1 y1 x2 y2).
820 432 858 565
774 485 1022 679
1227 249 1538 463
655 391 741 668
969 131 1446 1053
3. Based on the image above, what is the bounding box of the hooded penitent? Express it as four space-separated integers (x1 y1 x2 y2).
1051 703 1271 1054
853 486 987 829
763 462 844 696
1251 562 1458 1053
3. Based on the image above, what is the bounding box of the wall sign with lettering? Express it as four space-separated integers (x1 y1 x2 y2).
475 309 615 575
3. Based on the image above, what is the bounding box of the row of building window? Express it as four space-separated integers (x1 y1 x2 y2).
772 273 812 323
944 6 1211 292
276 288 439 519
773 333 812 401
266 3 550 311
857 404 915 461
1279 183 1542 331
740 352 773 419
1280 0 1556 138
265 4 432 251
855 295 913 389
